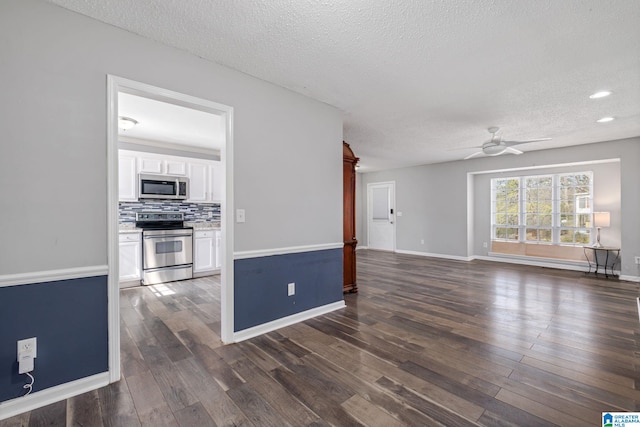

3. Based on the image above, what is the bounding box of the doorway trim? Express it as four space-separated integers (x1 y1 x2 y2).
106 75 235 383
366 181 396 252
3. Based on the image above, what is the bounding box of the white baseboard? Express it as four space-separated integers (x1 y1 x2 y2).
233 300 346 342
0 265 109 288
0 372 110 421
356 246 368 250
474 254 590 272
395 249 473 262
620 275 640 283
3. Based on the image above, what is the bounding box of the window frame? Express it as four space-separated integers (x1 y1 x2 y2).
490 171 593 246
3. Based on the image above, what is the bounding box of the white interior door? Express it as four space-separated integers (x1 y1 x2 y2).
368 182 395 251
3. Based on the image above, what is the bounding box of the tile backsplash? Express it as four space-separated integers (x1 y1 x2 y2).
119 201 220 223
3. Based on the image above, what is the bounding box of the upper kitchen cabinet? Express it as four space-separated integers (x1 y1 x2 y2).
118 149 221 203
119 151 137 202
137 155 187 176
188 160 223 203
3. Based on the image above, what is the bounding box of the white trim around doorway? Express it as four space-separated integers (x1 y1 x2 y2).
106 75 235 384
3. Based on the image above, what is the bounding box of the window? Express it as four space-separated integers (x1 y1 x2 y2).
491 172 593 245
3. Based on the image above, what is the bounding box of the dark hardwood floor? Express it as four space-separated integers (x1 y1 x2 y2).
3 249 640 426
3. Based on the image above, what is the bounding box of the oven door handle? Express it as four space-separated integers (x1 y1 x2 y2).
144 234 191 240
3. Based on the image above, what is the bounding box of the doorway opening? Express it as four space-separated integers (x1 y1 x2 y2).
106 76 234 382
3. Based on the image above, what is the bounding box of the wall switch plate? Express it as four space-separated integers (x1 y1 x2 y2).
397 212 403 217
420 239 424 245
17 337 37 374
288 282 295 296
483 242 488 248
635 256 640 265
236 209 245 223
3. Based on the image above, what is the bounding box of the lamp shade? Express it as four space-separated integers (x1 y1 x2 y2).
593 212 610 227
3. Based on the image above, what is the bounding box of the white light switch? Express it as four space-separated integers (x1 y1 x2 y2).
236 209 245 223
288 282 295 296
397 212 403 217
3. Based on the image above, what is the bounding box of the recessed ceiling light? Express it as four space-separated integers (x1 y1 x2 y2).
596 117 615 123
118 116 138 130
589 91 612 99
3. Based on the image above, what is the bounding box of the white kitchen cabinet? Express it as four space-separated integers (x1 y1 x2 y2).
189 160 222 203
194 230 218 274
188 162 209 202
119 232 141 286
118 153 138 202
166 160 187 176
138 155 187 176
210 163 223 202
137 156 163 174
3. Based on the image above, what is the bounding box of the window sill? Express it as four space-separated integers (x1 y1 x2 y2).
490 241 586 262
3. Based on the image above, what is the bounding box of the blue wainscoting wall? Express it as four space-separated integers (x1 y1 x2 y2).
0 276 108 402
234 248 343 331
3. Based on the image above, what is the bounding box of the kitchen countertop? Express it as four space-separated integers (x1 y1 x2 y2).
186 221 221 230
119 223 142 233
119 222 220 233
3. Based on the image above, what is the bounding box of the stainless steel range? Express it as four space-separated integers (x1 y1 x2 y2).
136 212 193 286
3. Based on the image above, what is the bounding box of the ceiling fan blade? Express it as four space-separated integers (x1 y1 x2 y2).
464 151 485 160
502 138 552 146
447 145 483 151
504 146 523 155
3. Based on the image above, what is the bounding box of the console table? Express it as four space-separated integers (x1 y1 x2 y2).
583 246 620 278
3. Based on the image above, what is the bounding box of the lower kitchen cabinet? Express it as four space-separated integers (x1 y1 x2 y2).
194 229 221 275
119 232 141 286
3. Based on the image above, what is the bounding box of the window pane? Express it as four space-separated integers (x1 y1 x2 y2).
506 228 519 240
507 214 519 225
560 229 574 243
560 201 574 213
526 228 538 241
372 187 389 220
526 214 538 225
539 229 552 242
495 213 506 225
577 214 591 228
575 229 590 244
540 215 552 226
560 214 574 226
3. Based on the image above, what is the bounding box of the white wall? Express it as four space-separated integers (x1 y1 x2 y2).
0 0 342 275
361 137 640 278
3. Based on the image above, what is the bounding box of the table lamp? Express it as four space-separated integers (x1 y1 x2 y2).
593 212 610 248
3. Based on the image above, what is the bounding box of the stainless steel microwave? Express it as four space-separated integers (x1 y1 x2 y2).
138 174 189 200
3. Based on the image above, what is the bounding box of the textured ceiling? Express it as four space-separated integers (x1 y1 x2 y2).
47 0 640 171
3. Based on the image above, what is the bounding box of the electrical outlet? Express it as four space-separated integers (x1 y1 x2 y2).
635 256 640 265
288 282 295 296
17 337 37 374
483 242 488 248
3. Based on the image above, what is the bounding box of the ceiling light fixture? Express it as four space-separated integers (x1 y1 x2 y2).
596 117 615 123
589 91 612 99
118 116 138 130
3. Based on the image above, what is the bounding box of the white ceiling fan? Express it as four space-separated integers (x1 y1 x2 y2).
464 127 551 160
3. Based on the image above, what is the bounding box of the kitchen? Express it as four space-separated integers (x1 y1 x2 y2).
116 92 224 289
